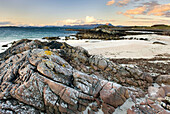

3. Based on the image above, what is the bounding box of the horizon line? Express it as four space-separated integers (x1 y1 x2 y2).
0 24 169 28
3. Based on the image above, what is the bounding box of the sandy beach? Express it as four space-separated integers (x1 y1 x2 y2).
64 35 170 59
1 34 170 59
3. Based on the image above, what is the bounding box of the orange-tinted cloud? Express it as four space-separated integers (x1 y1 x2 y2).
117 0 130 7
119 3 170 18
147 3 170 17
107 0 130 6
123 6 147 17
117 11 123 15
106 0 115 6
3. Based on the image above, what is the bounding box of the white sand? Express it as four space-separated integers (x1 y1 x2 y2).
1 34 170 59
65 34 170 59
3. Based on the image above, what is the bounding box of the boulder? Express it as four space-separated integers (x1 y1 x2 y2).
2 44 8 47
156 75 170 85
42 36 60 40
0 41 130 113
148 86 166 98
0 39 157 113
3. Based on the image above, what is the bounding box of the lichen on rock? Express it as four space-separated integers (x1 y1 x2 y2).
0 39 169 113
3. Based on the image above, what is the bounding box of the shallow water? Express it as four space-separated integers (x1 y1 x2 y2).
0 27 79 53
0 28 170 54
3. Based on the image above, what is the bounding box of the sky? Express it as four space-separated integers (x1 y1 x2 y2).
0 0 169 26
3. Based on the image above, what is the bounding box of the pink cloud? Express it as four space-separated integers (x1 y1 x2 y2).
147 3 170 17
118 3 170 18
106 0 115 6
123 6 147 17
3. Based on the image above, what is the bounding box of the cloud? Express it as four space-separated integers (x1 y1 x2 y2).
106 0 137 7
54 16 114 26
164 12 170 17
119 3 170 18
85 16 96 23
117 11 123 15
147 3 170 17
54 19 83 26
63 19 83 25
85 16 115 24
123 6 147 18
116 0 130 7
106 0 115 6
142 1 159 7
0 21 13 25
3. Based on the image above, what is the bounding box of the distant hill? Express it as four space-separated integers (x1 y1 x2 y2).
106 23 113 26
151 24 169 28
0 23 113 29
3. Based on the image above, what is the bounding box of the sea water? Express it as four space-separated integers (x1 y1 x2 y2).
0 26 86 53
0 27 170 54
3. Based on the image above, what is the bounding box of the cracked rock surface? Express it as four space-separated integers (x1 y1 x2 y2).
0 39 130 113
0 39 169 114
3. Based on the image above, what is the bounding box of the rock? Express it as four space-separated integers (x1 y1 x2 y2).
140 99 154 105
0 39 72 61
139 38 148 41
73 70 129 109
76 29 125 40
0 39 158 113
153 41 167 45
148 86 166 98
65 36 70 40
156 75 170 85
98 59 108 70
102 102 115 114
2 44 8 47
162 85 170 95
42 36 60 40
127 87 145 98
0 40 131 113
100 82 129 108
127 98 170 114
146 85 170 112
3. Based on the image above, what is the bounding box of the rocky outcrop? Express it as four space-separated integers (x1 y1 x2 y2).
0 40 130 113
76 29 126 40
0 39 154 89
0 39 168 113
157 31 170 36
0 39 72 61
69 54 153 89
42 36 60 40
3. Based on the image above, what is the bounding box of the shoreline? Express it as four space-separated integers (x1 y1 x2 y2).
64 34 170 59
1 34 170 59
